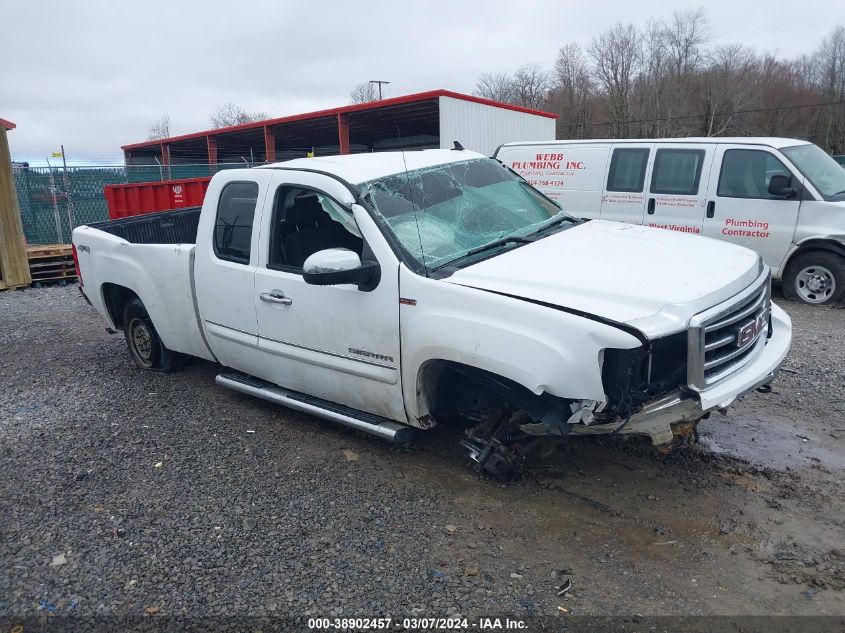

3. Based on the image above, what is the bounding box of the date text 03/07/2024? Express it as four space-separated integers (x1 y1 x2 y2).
307 616 529 630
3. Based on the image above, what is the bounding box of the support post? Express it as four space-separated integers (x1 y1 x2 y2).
337 113 349 155
207 136 218 173
264 126 276 163
160 143 171 180
0 123 32 288
60 145 76 231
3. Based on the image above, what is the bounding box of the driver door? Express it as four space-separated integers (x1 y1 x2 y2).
253 171 406 422
702 144 801 275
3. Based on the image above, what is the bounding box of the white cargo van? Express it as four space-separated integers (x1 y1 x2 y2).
496 138 845 305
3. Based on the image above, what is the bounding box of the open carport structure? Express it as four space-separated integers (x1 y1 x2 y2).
122 90 556 171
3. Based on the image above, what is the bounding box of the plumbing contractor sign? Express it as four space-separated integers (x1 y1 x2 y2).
506 147 606 199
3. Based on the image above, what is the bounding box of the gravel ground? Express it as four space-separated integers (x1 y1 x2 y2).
0 285 843 624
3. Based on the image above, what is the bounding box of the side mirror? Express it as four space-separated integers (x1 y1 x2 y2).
302 248 380 291
768 174 797 198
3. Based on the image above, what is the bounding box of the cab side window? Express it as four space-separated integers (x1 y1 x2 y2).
607 148 649 192
717 149 792 199
650 149 705 195
213 181 259 264
268 186 363 271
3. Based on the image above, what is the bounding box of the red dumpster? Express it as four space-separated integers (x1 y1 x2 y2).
103 177 211 219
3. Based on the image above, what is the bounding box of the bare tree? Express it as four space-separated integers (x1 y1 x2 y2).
698 44 757 135
510 64 550 109
813 26 845 151
148 114 170 140
475 65 549 108
634 20 670 136
588 22 642 135
209 103 269 128
550 43 594 137
349 82 379 104
664 8 709 78
474 72 515 103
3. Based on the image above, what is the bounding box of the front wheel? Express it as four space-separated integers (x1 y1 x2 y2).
123 297 177 372
783 251 845 306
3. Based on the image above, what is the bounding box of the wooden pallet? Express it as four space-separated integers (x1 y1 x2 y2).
27 244 72 259
26 244 77 285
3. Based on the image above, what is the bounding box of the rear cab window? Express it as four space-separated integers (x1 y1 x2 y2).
213 182 259 263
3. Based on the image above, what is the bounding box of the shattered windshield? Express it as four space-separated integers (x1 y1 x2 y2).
360 158 573 270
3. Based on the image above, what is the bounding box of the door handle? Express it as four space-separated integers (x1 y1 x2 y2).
260 291 293 305
706 200 715 218
647 198 655 214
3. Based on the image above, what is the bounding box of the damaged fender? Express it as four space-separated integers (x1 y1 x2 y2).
399 268 641 428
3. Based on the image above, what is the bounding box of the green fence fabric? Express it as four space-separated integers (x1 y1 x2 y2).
12 163 244 244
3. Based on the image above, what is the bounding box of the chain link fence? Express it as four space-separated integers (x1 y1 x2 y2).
12 163 245 244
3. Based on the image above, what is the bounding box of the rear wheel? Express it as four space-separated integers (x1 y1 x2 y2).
123 298 177 372
783 251 844 306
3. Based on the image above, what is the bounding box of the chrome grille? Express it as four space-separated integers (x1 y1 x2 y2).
687 267 771 389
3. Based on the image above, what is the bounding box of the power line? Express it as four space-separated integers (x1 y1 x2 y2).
558 99 845 129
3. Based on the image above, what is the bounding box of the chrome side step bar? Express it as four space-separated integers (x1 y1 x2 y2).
215 373 415 444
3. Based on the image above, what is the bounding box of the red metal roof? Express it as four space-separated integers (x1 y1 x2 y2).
0 117 16 131
122 90 558 151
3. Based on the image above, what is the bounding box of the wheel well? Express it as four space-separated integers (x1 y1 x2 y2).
784 240 845 273
101 283 139 330
416 360 565 427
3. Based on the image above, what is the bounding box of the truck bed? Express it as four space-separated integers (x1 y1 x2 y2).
89 207 201 245
73 206 213 363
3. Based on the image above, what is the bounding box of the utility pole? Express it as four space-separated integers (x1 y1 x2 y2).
369 80 391 100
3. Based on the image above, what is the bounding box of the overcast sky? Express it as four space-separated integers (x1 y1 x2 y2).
2 0 842 163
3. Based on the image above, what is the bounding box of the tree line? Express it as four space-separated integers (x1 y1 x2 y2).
474 10 845 154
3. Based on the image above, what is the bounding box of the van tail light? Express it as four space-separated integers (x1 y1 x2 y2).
72 243 83 287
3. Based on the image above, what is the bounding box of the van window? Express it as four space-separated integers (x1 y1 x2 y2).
607 148 649 192
781 143 845 200
650 149 705 195
214 182 259 264
717 149 792 199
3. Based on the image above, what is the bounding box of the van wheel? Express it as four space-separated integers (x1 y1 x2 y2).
783 251 844 306
123 297 177 372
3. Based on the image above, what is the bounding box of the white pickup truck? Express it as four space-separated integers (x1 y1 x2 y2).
73 149 792 477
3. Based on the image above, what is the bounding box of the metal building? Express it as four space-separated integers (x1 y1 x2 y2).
122 90 556 170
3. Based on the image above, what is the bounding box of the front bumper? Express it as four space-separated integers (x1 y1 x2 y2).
570 302 792 445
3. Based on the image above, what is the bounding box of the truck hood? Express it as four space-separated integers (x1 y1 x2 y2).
445 220 762 338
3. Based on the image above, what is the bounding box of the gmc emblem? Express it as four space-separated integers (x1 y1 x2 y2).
737 312 767 347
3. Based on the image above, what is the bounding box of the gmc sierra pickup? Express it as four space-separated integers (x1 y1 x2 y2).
72 148 792 477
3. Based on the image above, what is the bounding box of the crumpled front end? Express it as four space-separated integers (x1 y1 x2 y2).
570 269 792 447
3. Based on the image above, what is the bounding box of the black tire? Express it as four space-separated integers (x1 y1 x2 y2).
122 297 177 372
783 251 845 306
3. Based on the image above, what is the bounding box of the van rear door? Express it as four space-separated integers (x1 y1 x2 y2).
600 143 654 224
644 143 714 237
702 144 801 275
